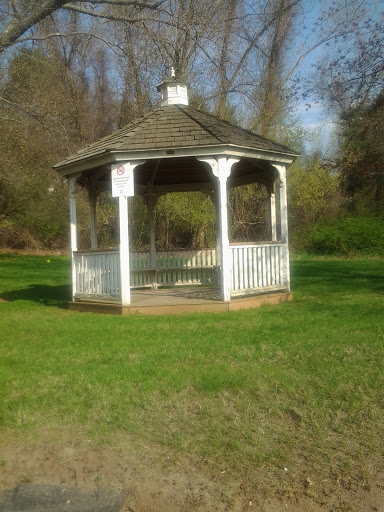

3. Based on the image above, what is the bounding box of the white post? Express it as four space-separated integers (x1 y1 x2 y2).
270 179 277 242
272 163 290 291
88 177 98 250
146 161 159 290
119 195 130 305
214 180 222 266
68 175 78 300
114 160 146 305
217 158 231 301
198 156 239 301
147 190 158 290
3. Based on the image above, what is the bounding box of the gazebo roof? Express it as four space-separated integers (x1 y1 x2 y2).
54 104 298 174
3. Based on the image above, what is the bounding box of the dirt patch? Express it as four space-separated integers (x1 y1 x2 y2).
0 432 383 512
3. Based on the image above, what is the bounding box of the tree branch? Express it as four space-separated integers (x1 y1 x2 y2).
0 0 165 54
72 0 165 7
16 31 124 55
226 0 300 91
0 0 67 53
63 3 144 23
0 96 45 127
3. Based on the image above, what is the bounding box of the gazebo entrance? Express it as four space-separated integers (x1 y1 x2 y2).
54 74 297 314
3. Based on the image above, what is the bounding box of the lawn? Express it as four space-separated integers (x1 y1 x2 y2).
0 254 383 501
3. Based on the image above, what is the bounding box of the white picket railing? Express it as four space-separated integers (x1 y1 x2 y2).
73 244 288 300
73 248 218 298
131 249 218 287
73 250 120 299
230 243 288 296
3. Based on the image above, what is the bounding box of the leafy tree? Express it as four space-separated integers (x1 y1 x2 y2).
288 159 342 233
155 193 215 249
338 92 384 213
0 47 101 248
229 184 270 242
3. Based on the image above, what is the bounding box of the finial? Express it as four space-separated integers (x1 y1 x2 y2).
156 71 189 106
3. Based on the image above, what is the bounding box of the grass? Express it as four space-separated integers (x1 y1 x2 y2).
0 253 383 493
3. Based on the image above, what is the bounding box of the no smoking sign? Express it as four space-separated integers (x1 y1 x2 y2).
111 163 134 197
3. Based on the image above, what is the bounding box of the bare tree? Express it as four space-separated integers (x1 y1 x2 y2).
251 0 298 138
0 0 164 55
216 0 238 120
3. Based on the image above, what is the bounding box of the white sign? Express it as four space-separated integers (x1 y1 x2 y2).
111 163 134 197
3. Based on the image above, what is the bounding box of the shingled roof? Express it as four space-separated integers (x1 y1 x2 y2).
54 104 297 171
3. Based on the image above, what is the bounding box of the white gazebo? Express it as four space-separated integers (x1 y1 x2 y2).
54 74 298 314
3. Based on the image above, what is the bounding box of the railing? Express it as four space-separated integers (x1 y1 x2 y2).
73 248 218 298
73 244 288 300
230 243 288 296
131 249 218 287
73 250 120 299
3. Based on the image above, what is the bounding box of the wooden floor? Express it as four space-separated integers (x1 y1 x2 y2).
68 286 293 315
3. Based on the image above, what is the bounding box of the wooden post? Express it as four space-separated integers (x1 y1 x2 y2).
119 195 130 305
272 163 290 291
88 176 98 250
68 175 78 300
197 156 239 302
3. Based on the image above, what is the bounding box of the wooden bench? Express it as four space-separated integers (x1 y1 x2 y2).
130 265 219 288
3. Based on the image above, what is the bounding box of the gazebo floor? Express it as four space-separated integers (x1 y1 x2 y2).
68 286 293 315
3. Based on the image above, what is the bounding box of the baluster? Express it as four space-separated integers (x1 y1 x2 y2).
244 247 249 289
247 248 253 289
181 251 185 285
237 248 243 290
251 247 256 288
186 251 192 284
231 248 237 291
197 251 203 284
101 255 104 293
262 247 267 287
110 253 114 295
202 250 205 283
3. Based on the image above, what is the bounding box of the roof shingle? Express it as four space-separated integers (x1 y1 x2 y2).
54 105 297 170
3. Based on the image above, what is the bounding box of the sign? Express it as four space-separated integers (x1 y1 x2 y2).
111 162 134 197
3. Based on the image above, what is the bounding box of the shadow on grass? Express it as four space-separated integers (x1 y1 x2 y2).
291 259 384 294
1 284 71 308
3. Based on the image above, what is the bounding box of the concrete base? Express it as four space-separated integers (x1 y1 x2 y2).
0 484 126 512
68 288 293 315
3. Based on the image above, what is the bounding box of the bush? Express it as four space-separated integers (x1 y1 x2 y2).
302 217 384 256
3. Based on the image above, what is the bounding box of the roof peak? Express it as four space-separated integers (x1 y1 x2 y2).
157 72 189 107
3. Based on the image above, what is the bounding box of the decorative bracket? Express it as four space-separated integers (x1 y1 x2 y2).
272 163 286 187
197 156 240 180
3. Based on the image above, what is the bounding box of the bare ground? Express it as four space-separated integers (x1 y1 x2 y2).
0 430 383 512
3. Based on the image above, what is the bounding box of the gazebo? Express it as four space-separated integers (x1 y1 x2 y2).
54 74 298 314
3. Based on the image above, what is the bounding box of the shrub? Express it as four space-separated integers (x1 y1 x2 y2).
303 217 384 256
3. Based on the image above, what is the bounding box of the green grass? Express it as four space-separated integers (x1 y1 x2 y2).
0 253 383 488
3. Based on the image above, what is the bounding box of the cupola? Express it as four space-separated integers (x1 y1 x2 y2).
156 67 189 107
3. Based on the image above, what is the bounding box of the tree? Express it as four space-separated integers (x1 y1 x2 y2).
155 193 215 249
338 92 384 213
0 45 110 249
0 0 164 55
250 0 298 138
288 159 342 232
305 0 384 111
